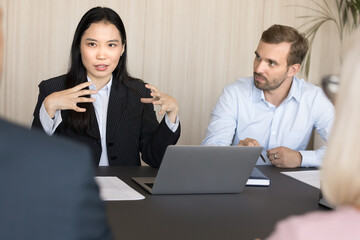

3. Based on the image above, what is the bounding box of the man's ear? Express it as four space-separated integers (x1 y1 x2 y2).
287 63 301 77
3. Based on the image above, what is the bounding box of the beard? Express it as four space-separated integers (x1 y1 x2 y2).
253 71 288 91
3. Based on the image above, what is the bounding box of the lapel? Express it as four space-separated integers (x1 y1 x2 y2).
106 79 127 140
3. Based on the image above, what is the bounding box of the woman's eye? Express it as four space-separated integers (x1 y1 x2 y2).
88 42 96 47
109 43 116 47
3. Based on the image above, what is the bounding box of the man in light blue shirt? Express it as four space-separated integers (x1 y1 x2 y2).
202 24 334 168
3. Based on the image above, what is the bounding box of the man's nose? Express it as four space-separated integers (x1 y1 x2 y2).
254 60 267 73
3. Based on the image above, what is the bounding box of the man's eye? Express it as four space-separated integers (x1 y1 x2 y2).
269 61 276 66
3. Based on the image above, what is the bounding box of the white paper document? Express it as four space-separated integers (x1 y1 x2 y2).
281 170 320 189
95 176 145 201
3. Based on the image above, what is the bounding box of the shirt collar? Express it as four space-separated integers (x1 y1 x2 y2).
251 76 301 104
285 76 300 103
87 75 113 96
251 77 265 103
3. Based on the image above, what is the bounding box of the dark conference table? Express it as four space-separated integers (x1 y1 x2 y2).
97 166 328 240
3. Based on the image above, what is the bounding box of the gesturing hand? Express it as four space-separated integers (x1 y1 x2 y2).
44 81 98 118
266 146 302 168
140 84 179 123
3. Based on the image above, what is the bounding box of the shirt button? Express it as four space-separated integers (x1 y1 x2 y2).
110 156 117 160
108 141 114 147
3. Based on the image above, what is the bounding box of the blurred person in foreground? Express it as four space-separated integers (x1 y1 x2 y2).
266 27 360 239
0 8 113 240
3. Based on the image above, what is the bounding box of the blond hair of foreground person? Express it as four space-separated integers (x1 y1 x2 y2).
266 27 360 240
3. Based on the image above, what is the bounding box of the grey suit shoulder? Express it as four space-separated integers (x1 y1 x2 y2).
0 119 113 240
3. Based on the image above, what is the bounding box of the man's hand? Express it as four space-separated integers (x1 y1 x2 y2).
237 138 260 147
266 147 302 168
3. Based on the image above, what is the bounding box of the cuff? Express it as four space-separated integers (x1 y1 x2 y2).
165 114 179 133
298 150 320 168
39 102 62 135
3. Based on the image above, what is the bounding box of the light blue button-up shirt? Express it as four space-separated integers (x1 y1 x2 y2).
202 76 334 167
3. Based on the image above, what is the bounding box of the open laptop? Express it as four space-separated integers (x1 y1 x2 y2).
132 145 263 194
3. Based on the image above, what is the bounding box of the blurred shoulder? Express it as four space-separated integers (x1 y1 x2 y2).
267 207 360 240
0 118 88 155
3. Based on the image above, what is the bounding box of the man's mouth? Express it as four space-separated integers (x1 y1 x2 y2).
254 73 267 82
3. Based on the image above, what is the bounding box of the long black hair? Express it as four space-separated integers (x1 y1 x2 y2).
65 7 131 133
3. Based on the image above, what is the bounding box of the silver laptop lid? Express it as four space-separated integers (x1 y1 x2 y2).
152 145 263 194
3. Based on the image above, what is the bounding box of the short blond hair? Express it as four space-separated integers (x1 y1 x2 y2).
321 27 360 207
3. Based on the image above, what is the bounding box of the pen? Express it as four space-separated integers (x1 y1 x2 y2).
260 154 266 163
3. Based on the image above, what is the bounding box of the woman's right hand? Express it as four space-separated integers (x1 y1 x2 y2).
43 81 98 118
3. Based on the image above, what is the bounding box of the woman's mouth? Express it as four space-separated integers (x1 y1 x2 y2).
95 65 108 71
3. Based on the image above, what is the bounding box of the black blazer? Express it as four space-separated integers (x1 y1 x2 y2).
0 119 113 240
32 75 180 167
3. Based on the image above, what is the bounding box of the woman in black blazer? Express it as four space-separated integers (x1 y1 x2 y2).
32 7 180 167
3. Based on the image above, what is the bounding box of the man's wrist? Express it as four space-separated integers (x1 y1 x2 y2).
297 151 303 167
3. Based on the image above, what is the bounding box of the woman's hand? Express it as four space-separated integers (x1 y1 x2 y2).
141 84 179 123
43 81 98 118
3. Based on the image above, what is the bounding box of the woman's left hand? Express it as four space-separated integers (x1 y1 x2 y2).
141 84 178 123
